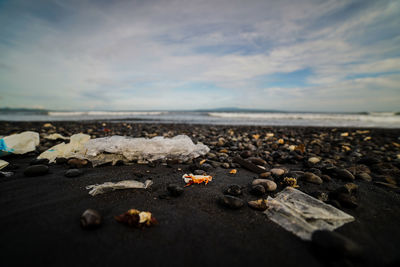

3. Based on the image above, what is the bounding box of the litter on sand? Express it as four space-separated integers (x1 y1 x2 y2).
115 209 157 228
38 134 209 166
0 159 8 170
86 179 153 196
264 187 354 241
0 131 39 156
44 133 70 140
182 173 213 187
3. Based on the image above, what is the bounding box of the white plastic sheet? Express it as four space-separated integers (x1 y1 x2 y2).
264 187 354 240
0 131 39 156
86 179 153 196
0 159 8 170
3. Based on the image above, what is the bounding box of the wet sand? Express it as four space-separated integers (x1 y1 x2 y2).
1 121 400 267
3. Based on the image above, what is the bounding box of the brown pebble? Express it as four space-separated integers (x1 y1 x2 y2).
68 158 88 168
259 172 271 178
248 199 268 211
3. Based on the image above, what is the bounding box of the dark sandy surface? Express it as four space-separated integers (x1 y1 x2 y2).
1 121 400 267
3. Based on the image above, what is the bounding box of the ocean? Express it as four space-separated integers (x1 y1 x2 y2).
1 110 399 128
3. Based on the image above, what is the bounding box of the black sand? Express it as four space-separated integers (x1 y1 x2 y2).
1 121 400 267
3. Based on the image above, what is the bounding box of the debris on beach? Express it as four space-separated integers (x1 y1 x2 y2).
264 187 354 241
248 199 268 211
282 177 299 188
38 133 90 163
0 131 39 156
86 179 153 196
0 159 8 170
44 133 70 140
38 134 209 166
229 169 237 174
80 209 102 229
182 173 212 187
115 209 157 228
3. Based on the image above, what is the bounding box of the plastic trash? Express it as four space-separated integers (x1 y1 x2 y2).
182 173 212 186
0 131 39 156
45 133 70 140
38 134 209 167
264 187 354 240
115 209 157 228
37 133 90 163
86 179 153 196
0 159 8 170
84 135 210 165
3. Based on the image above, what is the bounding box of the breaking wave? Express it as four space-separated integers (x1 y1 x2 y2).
48 111 167 116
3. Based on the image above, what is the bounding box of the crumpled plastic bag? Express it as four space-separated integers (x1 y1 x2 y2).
85 135 210 164
0 131 39 156
0 159 9 170
264 187 354 240
37 133 90 163
86 179 153 196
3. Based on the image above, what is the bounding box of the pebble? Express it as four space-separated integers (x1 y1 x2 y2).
218 195 244 209
65 169 83 178
80 209 102 229
259 172 271 178
312 230 362 258
240 151 252 158
308 157 320 164
56 157 68 164
250 185 266 196
252 179 277 191
335 169 355 181
199 163 213 172
356 172 372 182
302 172 323 185
167 184 184 197
270 168 285 176
29 158 49 165
224 185 242 196
248 157 267 166
194 169 206 175
68 158 88 168
320 174 332 182
24 165 49 177
248 199 268 211
221 163 230 169
336 193 358 209
233 156 266 174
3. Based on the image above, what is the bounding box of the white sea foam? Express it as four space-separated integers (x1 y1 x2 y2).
48 111 166 116
208 112 400 124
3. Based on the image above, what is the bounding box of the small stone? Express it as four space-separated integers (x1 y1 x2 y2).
335 169 355 181
303 172 323 185
344 183 358 194
194 169 206 175
240 151 252 158
308 157 320 164
80 209 102 229
199 163 213 172
248 199 268 211
65 169 82 178
248 157 267 166
224 184 242 196
252 179 277 191
320 174 332 182
24 165 49 177
270 168 285 176
312 230 362 258
233 156 266 174
218 195 244 209
221 162 230 169
356 172 372 182
167 184 184 197
336 193 358 209
68 158 88 168
250 185 266 196
29 158 49 165
259 172 271 178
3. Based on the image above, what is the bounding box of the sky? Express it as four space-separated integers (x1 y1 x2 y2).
0 0 399 112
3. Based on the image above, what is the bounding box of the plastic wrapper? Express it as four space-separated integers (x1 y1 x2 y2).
38 133 91 163
264 187 354 240
0 159 8 170
0 131 39 156
84 135 209 165
86 179 153 196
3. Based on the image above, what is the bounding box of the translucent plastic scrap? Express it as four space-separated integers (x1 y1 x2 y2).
38 133 90 163
45 133 70 140
0 159 8 170
86 179 153 196
0 131 39 156
264 187 354 240
84 135 210 162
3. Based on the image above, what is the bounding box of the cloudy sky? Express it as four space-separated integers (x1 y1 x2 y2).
0 0 399 111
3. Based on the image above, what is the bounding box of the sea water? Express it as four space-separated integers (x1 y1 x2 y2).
1 110 400 128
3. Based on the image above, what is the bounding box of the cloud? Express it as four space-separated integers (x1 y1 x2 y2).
0 0 399 111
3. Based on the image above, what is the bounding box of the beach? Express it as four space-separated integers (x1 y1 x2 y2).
1 121 400 267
